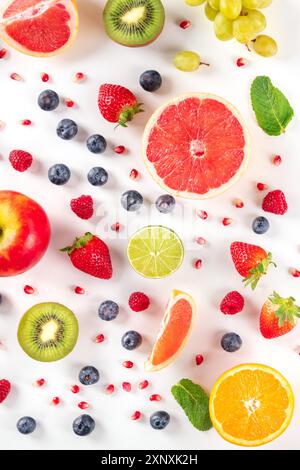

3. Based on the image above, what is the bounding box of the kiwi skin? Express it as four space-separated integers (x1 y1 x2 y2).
17 302 79 362
103 0 165 48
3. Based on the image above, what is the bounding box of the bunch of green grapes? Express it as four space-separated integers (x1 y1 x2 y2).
185 0 278 57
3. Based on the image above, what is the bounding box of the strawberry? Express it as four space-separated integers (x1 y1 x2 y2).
70 195 93 220
230 241 276 290
0 379 11 403
260 292 300 339
98 84 143 127
262 190 288 215
61 233 112 280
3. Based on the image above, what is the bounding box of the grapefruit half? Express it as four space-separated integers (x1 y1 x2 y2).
143 93 250 199
0 0 78 57
145 289 196 372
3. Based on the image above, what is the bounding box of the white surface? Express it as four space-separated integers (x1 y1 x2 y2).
0 0 300 451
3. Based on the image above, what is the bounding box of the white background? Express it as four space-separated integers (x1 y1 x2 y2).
0 0 300 450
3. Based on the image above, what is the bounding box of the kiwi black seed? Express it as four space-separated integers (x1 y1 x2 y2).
17 302 79 362
103 0 165 47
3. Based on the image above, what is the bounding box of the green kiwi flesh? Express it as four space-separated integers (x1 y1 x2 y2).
103 0 165 47
17 302 79 362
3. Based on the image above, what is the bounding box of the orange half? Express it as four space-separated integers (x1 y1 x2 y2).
145 289 196 372
209 363 294 447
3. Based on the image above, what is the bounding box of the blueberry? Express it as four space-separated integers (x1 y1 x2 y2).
73 414 95 436
150 411 170 430
87 135 107 154
87 167 108 186
38 89 59 111
252 216 270 235
121 190 143 212
79 366 100 385
155 194 176 214
57 119 78 140
121 330 142 350
0 293 2 305
98 300 119 321
48 163 71 185
221 332 242 352
17 416 36 435
139 70 162 92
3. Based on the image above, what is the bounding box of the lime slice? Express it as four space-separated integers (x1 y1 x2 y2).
127 226 184 279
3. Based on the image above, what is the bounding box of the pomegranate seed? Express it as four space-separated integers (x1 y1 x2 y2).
70 384 80 394
122 382 131 392
290 268 300 278
131 411 142 420
139 380 149 390
24 285 35 294
10 72 22 81
123 360 134 369
234 199 244 208
74 72 85 82
41 72 49 82
20 119 32 126
78 401 89 410
195 354 204 366
105 384 115 394
196 210 208 220
273 155 282 166
52 396 60 406
195 237 206 246
194 259 202 269
36 378 45 387
94 334 105 343
111 222 121 232
150 394 161 402
179 19 191 29
129 169 139 180
114 145 126 154
74 286 85 294
65 98 75 108
236 57 247 67
257 182 268 191
222 217 233 226
0 48 8 59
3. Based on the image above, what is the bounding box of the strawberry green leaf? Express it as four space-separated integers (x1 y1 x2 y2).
243 252 276 290
269 291 300 327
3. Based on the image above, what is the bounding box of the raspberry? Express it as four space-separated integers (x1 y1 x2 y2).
220 291 244 315
128 292 150 312
9 150 33 172
0 379 11 403
262 190 288 215
70 195 94 220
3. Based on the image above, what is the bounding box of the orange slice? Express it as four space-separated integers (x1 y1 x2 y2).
145 289 196 372
209 363 294 447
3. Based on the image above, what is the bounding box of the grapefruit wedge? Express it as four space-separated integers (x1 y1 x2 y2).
145 289 196 372
143 93 250 199
0 0 78 57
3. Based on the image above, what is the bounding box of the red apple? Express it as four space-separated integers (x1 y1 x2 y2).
0 191 51 276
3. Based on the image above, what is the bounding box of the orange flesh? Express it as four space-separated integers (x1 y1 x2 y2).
151 298 192 366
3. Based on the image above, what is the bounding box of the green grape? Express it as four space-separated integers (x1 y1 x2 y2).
253 34 277 56
173 51 201 71
208 0 220 10
232 16 255 43
246 9 266 33
220 0 242 20
185 0 206 5
242 0 271 9
205 2 218 20
214 13 233 41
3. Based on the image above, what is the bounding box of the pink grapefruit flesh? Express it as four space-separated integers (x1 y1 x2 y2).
143 94 250 199
0 0 78 57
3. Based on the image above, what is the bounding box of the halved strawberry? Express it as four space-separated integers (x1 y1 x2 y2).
260 292 300 339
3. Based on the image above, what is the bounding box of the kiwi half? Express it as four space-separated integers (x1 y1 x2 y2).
103 0 165 47
17 302 79 362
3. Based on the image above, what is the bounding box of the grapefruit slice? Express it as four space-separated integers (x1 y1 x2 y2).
0 0 78 57
143 93 250 199
209 363 294 447
145 289 196 371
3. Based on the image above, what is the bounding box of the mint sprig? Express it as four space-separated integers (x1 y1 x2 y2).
171 378 212 431
251 76 294 136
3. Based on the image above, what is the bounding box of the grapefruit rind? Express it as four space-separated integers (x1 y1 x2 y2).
145 289 197 372
209 363 294 447
142 93 251 200
0 0 79 57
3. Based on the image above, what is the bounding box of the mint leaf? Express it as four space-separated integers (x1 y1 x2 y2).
171 378 212 431
251 76 294 136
